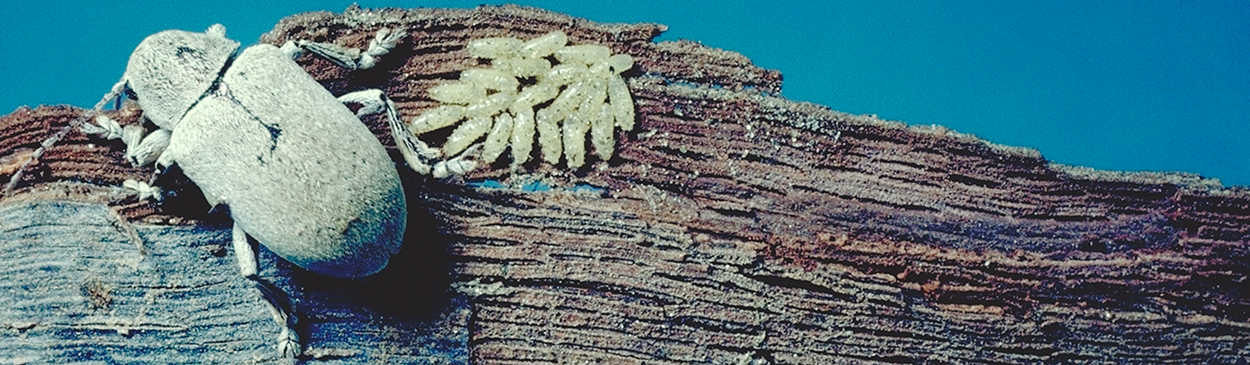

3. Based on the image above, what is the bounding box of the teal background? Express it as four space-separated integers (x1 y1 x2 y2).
3 1 1247 186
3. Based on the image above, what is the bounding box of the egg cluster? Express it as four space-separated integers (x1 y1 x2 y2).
409 31 636 170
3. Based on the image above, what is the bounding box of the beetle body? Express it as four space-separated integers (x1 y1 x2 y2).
128 28 405 278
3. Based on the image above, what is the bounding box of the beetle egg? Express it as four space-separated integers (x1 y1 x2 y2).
538 64 588 87
511 84 559 112
562 112 590 168
518 31 568 59
444 116 492 156
480 113 515 163
554 45 611 65
510 108 536 166
590 103 615 160
545 80 591 123
410 105 466 135
587 61 611 80
606 54 634 74
536 108 563 164
461 68 520 92
492 57 551 78
577 79 608 121
607 74 635 131
467 37 522 59
465 92 515 119
429 83 487 104
423 31 639 172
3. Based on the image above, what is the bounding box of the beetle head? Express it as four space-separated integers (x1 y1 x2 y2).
123 25 240 130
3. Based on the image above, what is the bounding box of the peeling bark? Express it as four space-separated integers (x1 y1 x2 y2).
1 5 1247 364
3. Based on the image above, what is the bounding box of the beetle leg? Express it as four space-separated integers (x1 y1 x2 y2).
338 89 450 176
104 121 172 201
122 179 162 202
280 28 406 70
233 223 301 358
80 115 124 140
155 150 176 173
232 224 259 278
357 28 406 70
338 90 390 117
124 129 171 167
433 144 481 179
282 40 358 69
259 279 301 358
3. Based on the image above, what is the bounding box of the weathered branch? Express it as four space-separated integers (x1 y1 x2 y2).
2 5 1247 364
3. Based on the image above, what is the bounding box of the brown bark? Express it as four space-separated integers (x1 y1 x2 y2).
2 4 1247 364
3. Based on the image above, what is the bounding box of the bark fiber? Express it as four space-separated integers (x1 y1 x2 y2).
1 5 1247 364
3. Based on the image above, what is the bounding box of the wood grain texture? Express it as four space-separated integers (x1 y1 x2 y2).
2 4 1248 364
0 198 469 364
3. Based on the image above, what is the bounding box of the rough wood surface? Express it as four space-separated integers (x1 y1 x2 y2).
2 5 1248 364
0 199 469 364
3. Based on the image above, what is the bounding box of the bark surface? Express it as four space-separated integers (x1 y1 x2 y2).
1 5 1247 364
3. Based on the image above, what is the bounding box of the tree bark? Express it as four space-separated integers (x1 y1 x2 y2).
2 5 1247 364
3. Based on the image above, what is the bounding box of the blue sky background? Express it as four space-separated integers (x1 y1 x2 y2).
3 1 1247 186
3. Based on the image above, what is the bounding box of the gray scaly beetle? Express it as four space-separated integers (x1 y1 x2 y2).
2 24 476 356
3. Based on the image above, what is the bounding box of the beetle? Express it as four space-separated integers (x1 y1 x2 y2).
128 24 412 278
3 24 473 356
